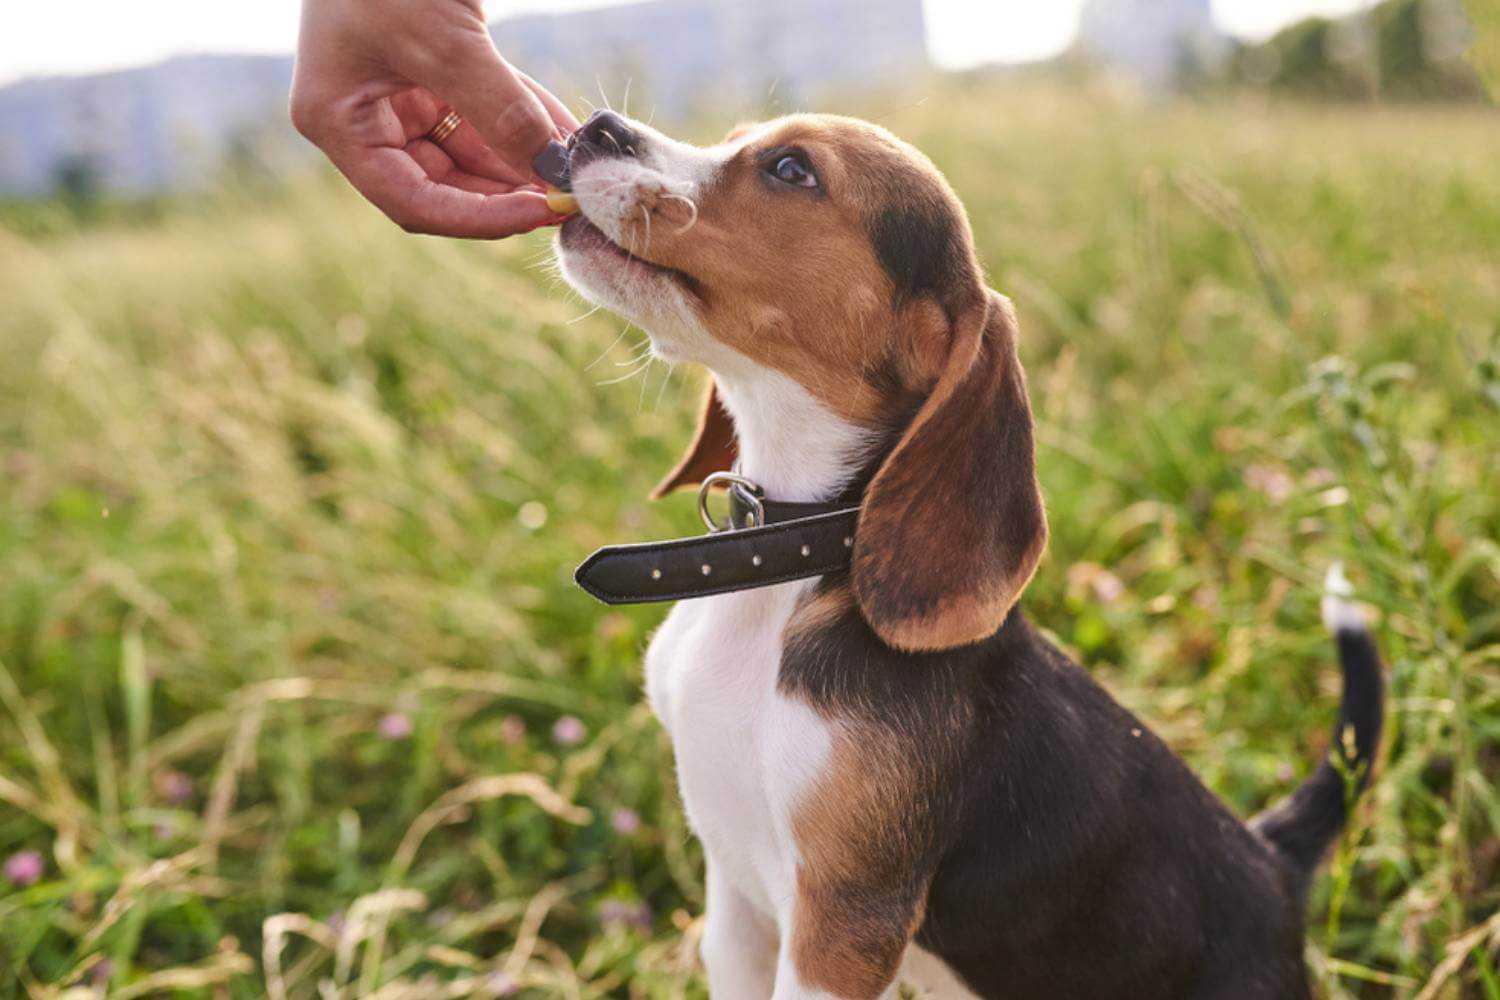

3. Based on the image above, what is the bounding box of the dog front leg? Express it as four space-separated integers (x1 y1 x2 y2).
770 877 917 999
700 859 778 999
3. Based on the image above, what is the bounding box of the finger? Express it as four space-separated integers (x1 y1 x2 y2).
513 69 581 134
387 87 529 185
432 119 532 186
407 139 525 195
389 87 445 142
449 77 555 180
408 35 557 180
339 144 557 239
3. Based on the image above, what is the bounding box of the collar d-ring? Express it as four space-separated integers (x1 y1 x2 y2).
698 471 765 532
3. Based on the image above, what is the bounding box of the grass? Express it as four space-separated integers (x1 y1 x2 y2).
0 80 1497 998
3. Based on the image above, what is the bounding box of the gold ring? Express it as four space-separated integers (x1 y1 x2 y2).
426 109 462 146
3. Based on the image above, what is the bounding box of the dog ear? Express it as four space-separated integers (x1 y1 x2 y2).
852 291 1047 651
650 377 738 499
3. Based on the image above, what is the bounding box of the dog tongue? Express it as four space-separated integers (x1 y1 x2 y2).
533 140 571 191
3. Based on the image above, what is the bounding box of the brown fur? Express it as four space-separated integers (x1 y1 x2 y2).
790 727 930 997
647 128 1048 644
853 292 1048 652
782 583 857 646
630 116 967 429
783 584 981 997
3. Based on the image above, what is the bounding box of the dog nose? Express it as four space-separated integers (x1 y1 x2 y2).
577 110 639 157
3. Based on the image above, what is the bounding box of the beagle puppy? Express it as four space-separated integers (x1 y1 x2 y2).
553 109 1383 999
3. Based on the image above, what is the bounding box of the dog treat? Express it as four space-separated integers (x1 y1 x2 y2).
533 139 572 191
546 186 580 216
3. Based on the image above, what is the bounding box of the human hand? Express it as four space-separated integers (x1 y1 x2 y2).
290 0 579 238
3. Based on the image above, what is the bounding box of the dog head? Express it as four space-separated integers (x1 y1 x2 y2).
556 109 1046 651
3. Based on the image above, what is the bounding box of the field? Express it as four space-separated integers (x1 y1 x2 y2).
1 81 1497 997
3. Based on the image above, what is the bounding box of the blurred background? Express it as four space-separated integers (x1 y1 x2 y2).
1 2 1497 998
0 0 1493 200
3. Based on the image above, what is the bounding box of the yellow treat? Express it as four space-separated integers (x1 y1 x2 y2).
546 187 579 216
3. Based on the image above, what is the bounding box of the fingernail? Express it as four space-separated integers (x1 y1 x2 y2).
533 140 571 191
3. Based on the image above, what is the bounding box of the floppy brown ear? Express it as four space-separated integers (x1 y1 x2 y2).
852 291 1047 651
650 377 739 499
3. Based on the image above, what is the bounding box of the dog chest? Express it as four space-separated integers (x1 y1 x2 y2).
644 584 833 920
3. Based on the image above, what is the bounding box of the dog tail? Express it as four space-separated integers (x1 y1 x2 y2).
1251 564 1384 893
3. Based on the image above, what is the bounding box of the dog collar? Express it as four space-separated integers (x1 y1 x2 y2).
574 472 859 604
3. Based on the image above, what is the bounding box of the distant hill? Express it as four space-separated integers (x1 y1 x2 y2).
0 54 301 198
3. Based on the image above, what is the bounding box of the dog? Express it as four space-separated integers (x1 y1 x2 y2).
553 108 1384 999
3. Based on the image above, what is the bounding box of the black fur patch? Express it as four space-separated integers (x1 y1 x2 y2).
870 202 967 308
780 598 1320 999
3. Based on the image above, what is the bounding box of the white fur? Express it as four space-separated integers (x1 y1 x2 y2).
556 120 745 364
647 580 833 993
1321 562 1367 634
641 373 863 993
559 113 977 998
571 127 718 251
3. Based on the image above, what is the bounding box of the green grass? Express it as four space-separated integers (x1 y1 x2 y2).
1 81 1497 997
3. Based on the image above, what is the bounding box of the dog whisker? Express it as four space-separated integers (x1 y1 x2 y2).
583 322 632 371
637 354 657 411
597 354 653 387
570 303 607 328
652 361 676 411
618 339 655 367
661 193 699 234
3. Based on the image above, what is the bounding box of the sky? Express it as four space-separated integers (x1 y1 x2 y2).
1 0 1378 88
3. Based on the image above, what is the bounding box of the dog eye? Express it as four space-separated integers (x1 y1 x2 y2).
769 153 817 188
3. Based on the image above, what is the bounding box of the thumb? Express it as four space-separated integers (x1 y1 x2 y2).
414 34 557 180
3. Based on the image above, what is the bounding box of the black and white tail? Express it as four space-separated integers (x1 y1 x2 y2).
1252 564 1385 894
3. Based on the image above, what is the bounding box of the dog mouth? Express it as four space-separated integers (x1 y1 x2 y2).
559 215 699 294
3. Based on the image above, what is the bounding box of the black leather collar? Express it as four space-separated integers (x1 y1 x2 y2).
575 474 859 605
